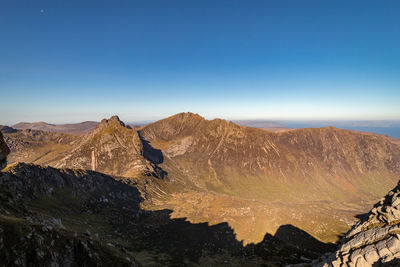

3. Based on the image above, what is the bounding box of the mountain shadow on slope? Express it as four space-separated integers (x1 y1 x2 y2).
0 162 335 266
274 224 336 255
137 130 168 178
373 258 400 266
137 131 163 165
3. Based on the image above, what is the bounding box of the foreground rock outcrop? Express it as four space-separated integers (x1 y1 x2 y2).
316 180 400 266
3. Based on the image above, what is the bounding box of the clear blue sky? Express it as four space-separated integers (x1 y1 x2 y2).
0 0 399 124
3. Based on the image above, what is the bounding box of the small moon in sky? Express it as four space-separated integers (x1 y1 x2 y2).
40 9 45 13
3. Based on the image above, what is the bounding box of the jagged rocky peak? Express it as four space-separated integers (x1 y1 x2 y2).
316 179 400 266
99 115 127 128
0 132 10 170
141 112 237 139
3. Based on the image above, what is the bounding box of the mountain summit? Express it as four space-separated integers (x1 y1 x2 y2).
99 115 127 128
53 116 160 178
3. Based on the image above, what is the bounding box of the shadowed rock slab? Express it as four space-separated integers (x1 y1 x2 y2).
0 132 10 170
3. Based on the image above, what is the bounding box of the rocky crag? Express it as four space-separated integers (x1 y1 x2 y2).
53 116 164 179
315 180 400 266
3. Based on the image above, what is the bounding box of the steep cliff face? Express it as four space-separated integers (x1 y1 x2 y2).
0 132 10 170
316 180 400 266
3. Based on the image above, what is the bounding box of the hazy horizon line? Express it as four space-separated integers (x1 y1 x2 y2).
3 114 400 126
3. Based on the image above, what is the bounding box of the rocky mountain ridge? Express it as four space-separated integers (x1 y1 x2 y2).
141 113 400 201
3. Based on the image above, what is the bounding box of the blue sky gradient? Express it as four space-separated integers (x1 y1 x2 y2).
0 0 399 124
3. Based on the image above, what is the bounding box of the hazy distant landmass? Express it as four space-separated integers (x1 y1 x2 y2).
12 121 99 135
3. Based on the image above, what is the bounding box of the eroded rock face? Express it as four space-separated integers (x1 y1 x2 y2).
0 132 10 170
315 180 400 266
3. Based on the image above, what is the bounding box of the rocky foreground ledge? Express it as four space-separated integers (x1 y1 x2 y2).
315 180 400 266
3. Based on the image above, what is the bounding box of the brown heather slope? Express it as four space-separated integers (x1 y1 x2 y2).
3 129 76 166
4 113 400 245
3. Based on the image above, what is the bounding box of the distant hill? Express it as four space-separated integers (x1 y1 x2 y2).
12 121 99 135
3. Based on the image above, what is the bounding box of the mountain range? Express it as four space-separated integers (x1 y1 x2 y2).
2 113 400 246
0 132 336 266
